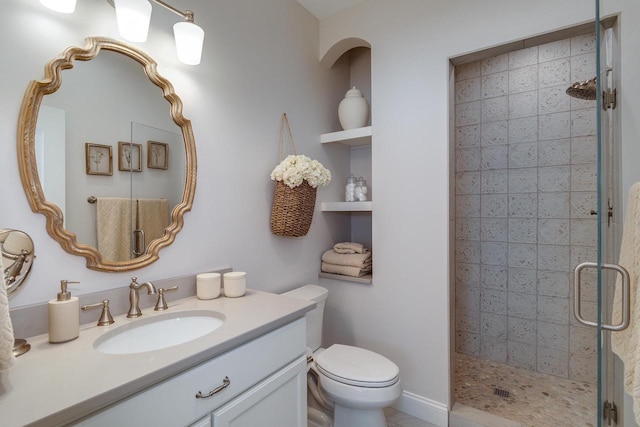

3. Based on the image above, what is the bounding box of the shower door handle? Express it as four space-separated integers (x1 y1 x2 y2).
573 262 630 331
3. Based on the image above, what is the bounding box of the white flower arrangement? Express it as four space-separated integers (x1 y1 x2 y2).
270 155 332 189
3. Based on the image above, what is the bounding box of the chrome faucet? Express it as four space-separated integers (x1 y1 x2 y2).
127 277 157 318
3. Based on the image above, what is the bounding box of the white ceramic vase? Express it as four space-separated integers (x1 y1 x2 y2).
338 86 369 130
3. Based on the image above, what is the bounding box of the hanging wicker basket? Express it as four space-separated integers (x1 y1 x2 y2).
270 180 317 237
269 113 329 237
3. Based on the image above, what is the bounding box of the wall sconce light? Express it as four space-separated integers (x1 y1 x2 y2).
114 0 152 42
40 0 204 65
173 15 205 65
39 0 77 14
114 0 205 65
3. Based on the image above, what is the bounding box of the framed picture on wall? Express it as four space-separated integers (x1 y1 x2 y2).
118 141 142 172
147 140 168 170
85 143 113 176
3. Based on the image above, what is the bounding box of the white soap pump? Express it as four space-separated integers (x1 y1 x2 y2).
48 280 80 343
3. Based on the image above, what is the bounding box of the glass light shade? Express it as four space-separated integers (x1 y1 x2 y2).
40 0 76 13
173 22 205 65
114 0 152 43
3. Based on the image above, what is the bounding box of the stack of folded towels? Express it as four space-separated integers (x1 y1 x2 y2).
321 242 372 278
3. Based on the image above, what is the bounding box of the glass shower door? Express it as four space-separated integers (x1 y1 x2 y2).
573 2 629 426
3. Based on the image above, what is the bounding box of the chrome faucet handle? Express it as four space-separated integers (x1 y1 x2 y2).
154 286 179 311
81 299 115 326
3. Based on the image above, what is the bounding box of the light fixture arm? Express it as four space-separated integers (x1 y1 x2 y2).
106 0 195 22
150 0 194 22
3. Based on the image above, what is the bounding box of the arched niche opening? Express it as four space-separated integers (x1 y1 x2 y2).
323 37 372 131
320 37 371 68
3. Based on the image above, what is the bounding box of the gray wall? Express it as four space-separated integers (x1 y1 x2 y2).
317 0 640 420
0 0 350 306
453 34 598 382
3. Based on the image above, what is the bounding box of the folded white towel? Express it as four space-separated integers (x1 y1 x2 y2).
321 262 372 278
333 242 368 254
322 249 372 268
0 251 16 371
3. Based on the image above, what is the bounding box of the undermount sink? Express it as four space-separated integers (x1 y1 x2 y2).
94 310 225 355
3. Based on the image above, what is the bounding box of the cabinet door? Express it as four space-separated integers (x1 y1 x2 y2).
189 415 212 427
213 356 307 427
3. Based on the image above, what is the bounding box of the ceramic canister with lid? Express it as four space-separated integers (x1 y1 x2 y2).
223 272 247 297
196 272 221 300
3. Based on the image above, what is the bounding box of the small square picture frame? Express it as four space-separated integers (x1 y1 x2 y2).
85 143 113 176
147 140 169 170
118 141 142 172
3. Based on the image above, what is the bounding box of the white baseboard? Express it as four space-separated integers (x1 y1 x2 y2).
392 391 449 427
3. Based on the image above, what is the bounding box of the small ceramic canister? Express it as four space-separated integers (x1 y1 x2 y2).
223 272 247 297
196 272 221 300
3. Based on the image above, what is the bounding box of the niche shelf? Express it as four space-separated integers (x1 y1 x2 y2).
321 201 372 212
318 272 373 284
320 126 372 147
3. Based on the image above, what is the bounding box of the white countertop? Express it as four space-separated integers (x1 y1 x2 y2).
0 290 314 427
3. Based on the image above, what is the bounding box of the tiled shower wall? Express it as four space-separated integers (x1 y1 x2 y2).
454 33 599 382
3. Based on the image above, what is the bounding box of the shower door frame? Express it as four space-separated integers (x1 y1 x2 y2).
593 4 625 426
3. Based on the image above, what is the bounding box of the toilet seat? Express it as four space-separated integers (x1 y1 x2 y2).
315 344 399 388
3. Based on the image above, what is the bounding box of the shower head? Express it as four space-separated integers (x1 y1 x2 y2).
566 77 597 100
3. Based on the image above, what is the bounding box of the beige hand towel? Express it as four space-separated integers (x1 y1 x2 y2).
136 198 169 244
333 242 368 254
96 197 132 262
612 182 640 424
322 249 372 268
0 251 16 371
321 262 372 278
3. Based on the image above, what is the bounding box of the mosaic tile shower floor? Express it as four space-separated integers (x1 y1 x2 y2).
455 353 597 427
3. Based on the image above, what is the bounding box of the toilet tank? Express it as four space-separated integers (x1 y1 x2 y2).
282 284 328 351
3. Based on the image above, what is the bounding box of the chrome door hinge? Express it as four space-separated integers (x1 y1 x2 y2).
589 204 613 226
604 400 618 426
603 88 617 110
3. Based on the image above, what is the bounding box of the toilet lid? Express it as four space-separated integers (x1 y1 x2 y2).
315 344 399 388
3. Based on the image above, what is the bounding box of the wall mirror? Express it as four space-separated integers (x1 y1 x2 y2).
17 37 197 272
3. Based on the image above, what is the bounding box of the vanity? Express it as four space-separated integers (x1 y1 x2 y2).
0 290 314 427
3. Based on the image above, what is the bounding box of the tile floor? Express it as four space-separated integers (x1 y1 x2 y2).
380 350 597 427
454 353 596 427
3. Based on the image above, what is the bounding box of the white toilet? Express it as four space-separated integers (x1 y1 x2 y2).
283 285 402 427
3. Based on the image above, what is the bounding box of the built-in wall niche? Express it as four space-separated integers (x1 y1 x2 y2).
319 43 373 284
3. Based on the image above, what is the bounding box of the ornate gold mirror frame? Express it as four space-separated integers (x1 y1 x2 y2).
17 37 197 272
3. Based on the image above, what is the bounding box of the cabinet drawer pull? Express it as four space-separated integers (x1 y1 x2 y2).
195 376 231 399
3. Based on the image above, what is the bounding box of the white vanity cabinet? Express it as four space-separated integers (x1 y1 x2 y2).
201 356 306 427
74 318 307 427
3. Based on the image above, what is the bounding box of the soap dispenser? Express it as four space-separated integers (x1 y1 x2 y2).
48 280 80 343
